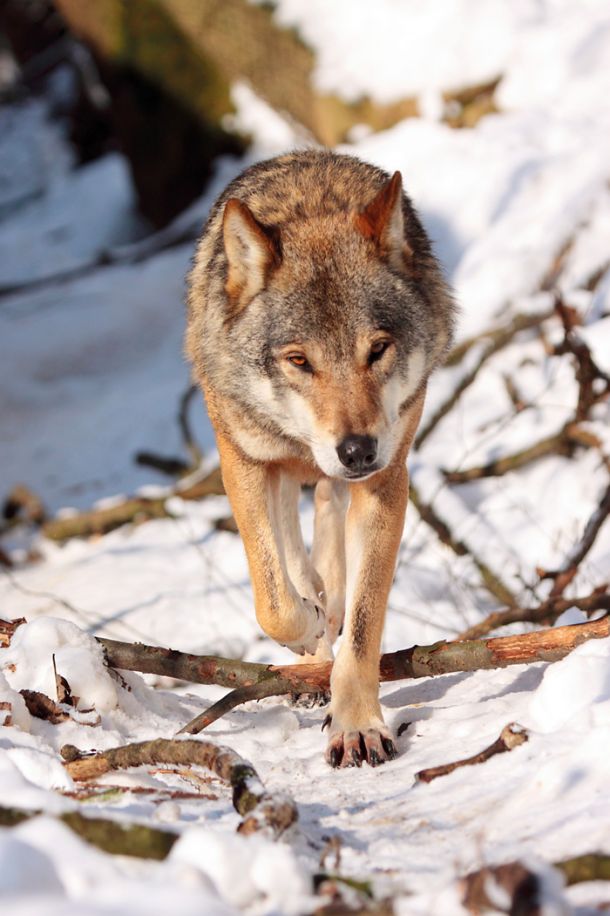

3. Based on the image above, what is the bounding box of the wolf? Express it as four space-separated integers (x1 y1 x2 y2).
186 150 455 767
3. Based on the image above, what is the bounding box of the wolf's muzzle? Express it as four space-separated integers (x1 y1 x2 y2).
337 435 378 477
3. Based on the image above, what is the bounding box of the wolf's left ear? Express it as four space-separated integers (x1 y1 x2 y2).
222 198 281 312
355 171 413 271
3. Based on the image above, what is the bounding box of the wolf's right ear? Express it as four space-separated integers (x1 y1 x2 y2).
222 198 281 312
355 171 413 272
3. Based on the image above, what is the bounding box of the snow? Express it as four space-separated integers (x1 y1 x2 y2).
1 1 610 913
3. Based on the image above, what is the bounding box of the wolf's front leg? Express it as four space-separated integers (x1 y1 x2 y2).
325 461 408 767
216 431 325 655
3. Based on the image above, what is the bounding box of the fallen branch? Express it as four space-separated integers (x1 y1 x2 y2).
442 422 597 484
97 616 610 734
41 466 225 542
538 480 610 597
457 587 610 641
415 722 528 783
416 308 553 449
462 853 610 914
61 738 297 837
0 805 177 860
408 481 516 606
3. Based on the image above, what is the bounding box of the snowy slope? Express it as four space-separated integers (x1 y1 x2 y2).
1 2 610 913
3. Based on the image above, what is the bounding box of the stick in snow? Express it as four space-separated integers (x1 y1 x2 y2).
150 616 609 735
61 738 297 838
415 722 528 784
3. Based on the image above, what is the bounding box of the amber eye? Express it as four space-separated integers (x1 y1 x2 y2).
287 354 312 371
369 340 391 364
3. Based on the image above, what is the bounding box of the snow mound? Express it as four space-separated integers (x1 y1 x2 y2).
1 617 118 713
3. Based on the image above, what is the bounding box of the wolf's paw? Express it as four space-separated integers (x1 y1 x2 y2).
280 598 325 656
324 716 397 768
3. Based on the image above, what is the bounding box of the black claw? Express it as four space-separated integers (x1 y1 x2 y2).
369 749 383 767
329 746 342 768
381 736 397 759
321 713 332 732
350 748 362 767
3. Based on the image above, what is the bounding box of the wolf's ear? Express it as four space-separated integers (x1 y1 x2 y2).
355 171 413 271
222 198 281 311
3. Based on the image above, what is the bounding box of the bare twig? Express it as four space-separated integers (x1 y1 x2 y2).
458 587 610 640
416 309 553 449
538 480 610 597
61 738 297 837
178 384 203 467
408 481 516 606
41 466 225 542
416 722 528 783
442 422 596 484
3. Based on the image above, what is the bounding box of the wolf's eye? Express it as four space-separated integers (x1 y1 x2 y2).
369 340 391 364
287 354 312 372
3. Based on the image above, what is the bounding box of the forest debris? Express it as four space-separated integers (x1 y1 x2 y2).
408 480 516 606
136 615 610 734
0 616 25 647
2 484 46 526
0 804 177 859
461 860 540 914
20 689 100 726
416 723 528 784
458 586 610 640
442 422 595 484
461 853 610 914
538 480 610 597
0 701 13 726
41 465 225 542
61 737 297 838
416 308 554 449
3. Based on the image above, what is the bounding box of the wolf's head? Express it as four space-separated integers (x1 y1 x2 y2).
217 170 452 480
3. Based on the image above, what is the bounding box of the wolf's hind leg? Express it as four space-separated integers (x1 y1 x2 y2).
312 478 348 647
215 432 325 655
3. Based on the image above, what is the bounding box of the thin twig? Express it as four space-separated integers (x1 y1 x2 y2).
415 722 528 783
408 481 516 606
178 384 203 467
442 422 596 484
416 309 553 449
457 587 610 640
538 480 610 597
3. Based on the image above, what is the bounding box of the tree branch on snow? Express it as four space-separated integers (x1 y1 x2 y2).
461 853 610 914
0 805 178 860
415 722 528 784
415 308 554 450
408 480 516 606
537 480 610 597
41 466 225 541
457 586 610 641
93 616 610 733
442 422 599 484
60 738 297 837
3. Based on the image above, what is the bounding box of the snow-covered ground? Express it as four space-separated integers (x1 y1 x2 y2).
1 1 610 913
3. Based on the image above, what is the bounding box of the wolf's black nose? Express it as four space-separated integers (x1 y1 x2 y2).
337 435 378 474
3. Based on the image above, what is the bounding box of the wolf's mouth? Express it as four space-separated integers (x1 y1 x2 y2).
342 465 380 481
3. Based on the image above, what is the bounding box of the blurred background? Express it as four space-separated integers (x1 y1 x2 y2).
0 0 609 651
